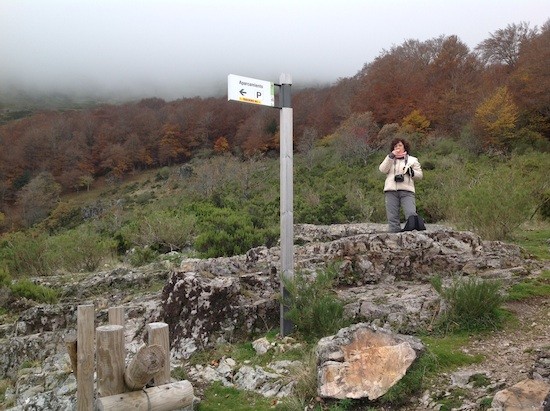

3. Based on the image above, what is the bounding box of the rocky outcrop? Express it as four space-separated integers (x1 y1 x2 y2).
161 270 279 358
0 224 545 409
161 225 540 352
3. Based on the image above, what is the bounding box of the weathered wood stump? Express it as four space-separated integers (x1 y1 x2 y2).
124 344 166 390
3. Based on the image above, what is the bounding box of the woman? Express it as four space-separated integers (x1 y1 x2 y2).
378 138 423 233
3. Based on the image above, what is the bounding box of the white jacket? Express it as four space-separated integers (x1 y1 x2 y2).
379 154 423 192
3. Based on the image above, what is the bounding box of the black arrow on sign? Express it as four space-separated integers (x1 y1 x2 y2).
239 89 246 96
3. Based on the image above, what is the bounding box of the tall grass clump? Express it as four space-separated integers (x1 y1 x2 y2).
283 265 350 342
9 279 58 304
277 349 320 411
431 275 505 333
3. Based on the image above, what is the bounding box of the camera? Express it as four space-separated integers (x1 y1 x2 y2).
394 174 405 182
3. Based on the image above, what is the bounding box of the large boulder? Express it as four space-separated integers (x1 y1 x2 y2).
491 379 550 410
161 268 279 357
316 323 424 400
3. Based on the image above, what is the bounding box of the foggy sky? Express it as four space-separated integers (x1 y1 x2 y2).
1 0 548 101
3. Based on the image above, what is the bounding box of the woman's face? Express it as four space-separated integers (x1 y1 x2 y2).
394 141 405 154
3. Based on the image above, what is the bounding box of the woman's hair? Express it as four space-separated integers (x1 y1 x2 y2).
390 138 411 154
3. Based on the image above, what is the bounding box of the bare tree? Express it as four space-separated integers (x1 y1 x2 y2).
17 172 61 227
475 22 538 68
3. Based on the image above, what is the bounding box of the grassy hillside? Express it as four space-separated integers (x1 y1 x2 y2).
0 135 549 282
0 134 549 410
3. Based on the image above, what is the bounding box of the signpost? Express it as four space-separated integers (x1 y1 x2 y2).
228 73 294 337
227 74 275 107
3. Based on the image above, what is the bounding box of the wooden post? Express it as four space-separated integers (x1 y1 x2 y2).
65 332 78 374
96 324 126 397
147 322 170 386
124 344 165 390
77 304 95 411
96 380 194 411
108 306 125 327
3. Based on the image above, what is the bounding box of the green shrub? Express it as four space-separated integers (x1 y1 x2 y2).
449 163 535 240
0 266 10 287
431 275 505 333
127 246 159 267
122 209 197 253
10 279 58 304
0 231 51 277
42 202 83 233
194 205 277 258
46 225 116 272
283 265 350 342
296 190 363 224
539 190 550 220
155 167 171 181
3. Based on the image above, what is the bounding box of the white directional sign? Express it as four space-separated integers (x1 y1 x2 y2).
228 74 275 107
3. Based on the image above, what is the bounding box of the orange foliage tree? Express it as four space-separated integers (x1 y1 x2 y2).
509 20 550 137
158 123 186 165
213 136 230 154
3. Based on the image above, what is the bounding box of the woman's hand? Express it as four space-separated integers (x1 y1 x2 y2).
392 149 407 158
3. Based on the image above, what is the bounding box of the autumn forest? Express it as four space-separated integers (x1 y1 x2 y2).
0 21 549 232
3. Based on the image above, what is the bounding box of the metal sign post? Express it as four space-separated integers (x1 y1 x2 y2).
228 73 294 337
278 73 294 337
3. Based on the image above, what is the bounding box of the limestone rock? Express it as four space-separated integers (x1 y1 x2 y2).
161 271 279 354
317 323 424 400
491 378 550 410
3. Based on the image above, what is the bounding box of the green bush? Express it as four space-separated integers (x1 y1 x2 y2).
539 190 550 220
46 225 116 272
42 202 83 233
431 275 505 333
155 167 171 181
194 205 277 258
10 279 58 304
0 231 51 277
127 246 159 267
449 162 536 240
122 209 197 253
283 265 350 342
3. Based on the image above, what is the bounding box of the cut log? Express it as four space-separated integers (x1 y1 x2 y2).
96 380 194 411
124 344 166 390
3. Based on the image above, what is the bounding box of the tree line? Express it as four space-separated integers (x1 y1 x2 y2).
0 20 549 231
